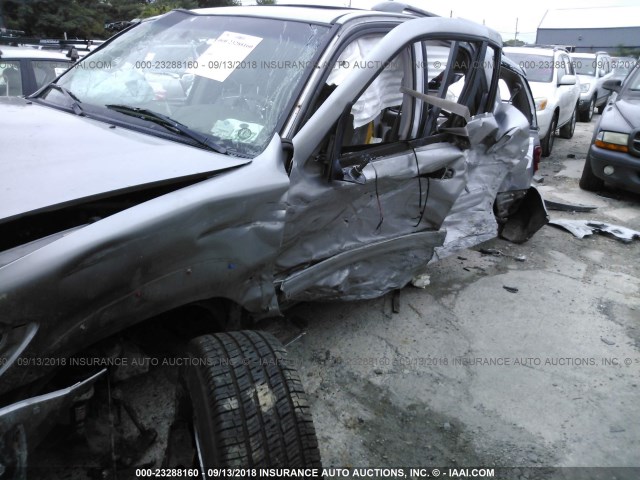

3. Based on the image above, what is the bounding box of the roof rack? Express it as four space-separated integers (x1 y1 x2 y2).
0 28 26 37
0 35 98 51
371 1 437 18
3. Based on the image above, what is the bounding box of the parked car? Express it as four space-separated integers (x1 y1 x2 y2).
0 45 71 96
579 62 640 193
571 51 614 121
504 46 580 157
611 56 638 83
0 4 548 475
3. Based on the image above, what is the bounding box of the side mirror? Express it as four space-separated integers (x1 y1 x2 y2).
326 103 372 184
602 78 622 93
558 74 576 86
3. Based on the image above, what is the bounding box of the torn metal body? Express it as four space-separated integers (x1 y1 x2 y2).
431 60 548 259
0 370 105 479
0 6 548 470
429 109 536 260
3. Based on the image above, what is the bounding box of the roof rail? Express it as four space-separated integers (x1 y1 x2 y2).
371 1 437 18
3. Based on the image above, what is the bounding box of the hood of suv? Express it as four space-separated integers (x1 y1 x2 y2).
0 97 250 224
576 74 596 82
525 80 556 103
607 97 640 129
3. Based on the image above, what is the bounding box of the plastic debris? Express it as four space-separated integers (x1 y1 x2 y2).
549 219 640 243
478 248 527 262
392 289 401 313
544 200 597 212
479 248 502 256
411 273 431 288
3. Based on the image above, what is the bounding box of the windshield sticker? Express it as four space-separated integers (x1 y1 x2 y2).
211 119 264 144
187 31 263 82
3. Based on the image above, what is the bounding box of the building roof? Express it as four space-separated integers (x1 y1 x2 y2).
538 6 640 30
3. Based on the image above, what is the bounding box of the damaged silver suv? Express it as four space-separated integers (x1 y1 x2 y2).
0 3 548 477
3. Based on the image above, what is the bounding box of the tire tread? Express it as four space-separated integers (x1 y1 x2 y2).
185 331 321 469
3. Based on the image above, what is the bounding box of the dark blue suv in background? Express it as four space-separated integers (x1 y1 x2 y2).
580 62 640 193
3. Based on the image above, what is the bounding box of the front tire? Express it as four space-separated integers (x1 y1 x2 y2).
580 97 595 122
541 113 558 157
579 154 604 191
559 106 576 139
182 331 322 470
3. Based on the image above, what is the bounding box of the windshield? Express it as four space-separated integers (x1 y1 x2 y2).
622 67 640 94
502 53 554 83
48 11 330 157
572 57 597 76
613 58 637 77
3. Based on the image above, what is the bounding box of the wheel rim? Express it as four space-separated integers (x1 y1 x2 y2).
589 99 595 119
571 111 576 135
549 119 557 151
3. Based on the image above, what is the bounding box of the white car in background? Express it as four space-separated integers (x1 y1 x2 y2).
571 51 614 122
504 46 580 157
0 45 71 96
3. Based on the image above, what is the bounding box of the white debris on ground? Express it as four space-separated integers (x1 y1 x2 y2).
549 218 640 242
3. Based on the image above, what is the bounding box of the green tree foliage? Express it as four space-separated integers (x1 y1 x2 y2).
614 44 640 58
196 0 240 7
1 0 239 38
3 0 103 38
140 0 197 18
105 0 146 23
504 39 525 47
